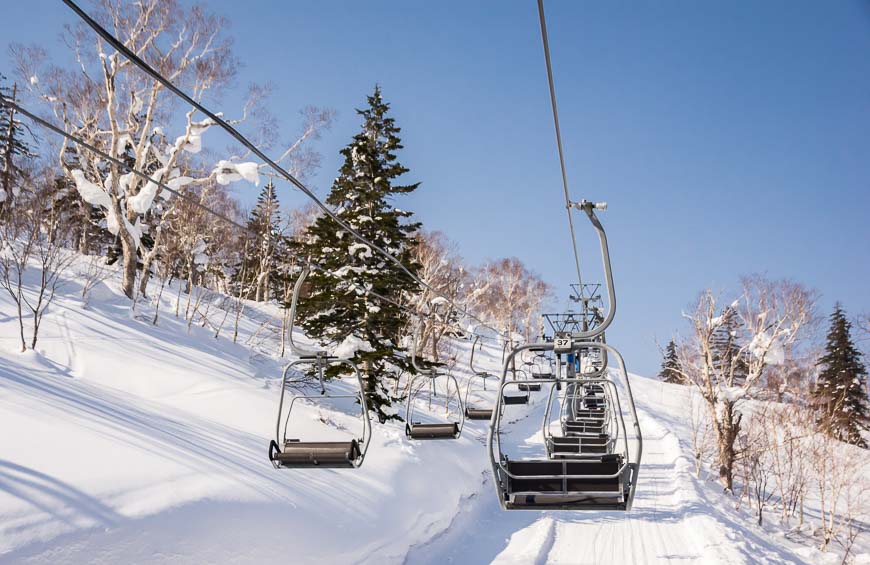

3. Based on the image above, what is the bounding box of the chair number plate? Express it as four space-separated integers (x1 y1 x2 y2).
554 337 572 353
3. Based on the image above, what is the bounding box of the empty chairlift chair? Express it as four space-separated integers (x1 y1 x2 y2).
464 335 495 421
547 373 618 459
405 327 464 440
269 267 372 469
516 349 542 393
490 341 640 510
487 202 641 510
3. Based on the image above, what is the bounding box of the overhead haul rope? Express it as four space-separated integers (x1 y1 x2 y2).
61 0 508 341
536 0 584 288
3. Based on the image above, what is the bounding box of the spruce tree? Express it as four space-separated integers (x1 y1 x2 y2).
812 305 870 447
0 74 34 209
658 339 683 384
235 180 284 301
711 307 748 386
50 147 114 255
297 85 421 422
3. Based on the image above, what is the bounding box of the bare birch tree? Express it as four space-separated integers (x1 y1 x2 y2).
13 0 330 299
679 276 817 491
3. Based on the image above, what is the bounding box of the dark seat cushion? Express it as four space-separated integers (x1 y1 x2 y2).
466 408 493 420
506 457 622 493
273 440 360 467
406 422 459 439
503 394 529 405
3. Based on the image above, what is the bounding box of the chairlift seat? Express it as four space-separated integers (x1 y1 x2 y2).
564 420 606 435
466 407 493 420
531 371 553 380
518 383 542 392
502 455 625 510
270 439 361 468
547 435 610 458
503 394 529 405
406 422 460 439
567 414 606 424
572 409 606 420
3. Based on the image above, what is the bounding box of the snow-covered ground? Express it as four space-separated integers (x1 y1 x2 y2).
0 255 866 564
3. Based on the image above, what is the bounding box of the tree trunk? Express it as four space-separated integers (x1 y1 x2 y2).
1 84 17 208
716 400 741 492
120 240 137 299
138 231 162 297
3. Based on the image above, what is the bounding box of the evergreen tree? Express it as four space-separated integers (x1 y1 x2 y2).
297 85 421 422
812 304 870 448
0 74 35 209
235 180 285 301
49 147 115 255
711 307 748 386
658 339 683 384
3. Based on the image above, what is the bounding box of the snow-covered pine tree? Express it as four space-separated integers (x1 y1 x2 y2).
658 339 683 384
711 306 748 386
297 85 422 422
812 304 870 448
235 179 285 301
0 75 34 209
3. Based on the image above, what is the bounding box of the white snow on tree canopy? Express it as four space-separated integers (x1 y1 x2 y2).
348 243 373 259
332 334 374 359
192 240 209 267
115 134 134 157
128 167 167 214
717 386 746 403
130 92 143 114
430 296 449 306
70 169 112 210
213 160 260 186
174 118 215 154
167 176 194 190
749 330 785 366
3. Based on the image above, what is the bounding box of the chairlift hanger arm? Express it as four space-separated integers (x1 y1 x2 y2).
562 200 617 340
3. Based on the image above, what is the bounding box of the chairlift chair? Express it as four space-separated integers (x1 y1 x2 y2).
530 350 555 382
550 375 618 458
405 327 465 440
464 335 495 420
498 338 532 403
490 341 641 510
487 203 642 510
269 266 372 469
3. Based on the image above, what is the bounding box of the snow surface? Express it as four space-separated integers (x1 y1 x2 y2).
0 253 866 564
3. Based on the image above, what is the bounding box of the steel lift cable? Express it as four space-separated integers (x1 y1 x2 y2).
537 0 584 288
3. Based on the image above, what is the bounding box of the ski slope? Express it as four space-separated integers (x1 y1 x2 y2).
0 258 864 564
404 372 809 565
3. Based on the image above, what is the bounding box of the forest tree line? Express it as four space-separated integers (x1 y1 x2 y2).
0 0 551 422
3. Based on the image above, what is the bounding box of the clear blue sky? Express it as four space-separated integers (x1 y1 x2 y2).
3 1 869 375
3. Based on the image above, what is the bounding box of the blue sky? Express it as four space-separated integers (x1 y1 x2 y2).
3 1 869 375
